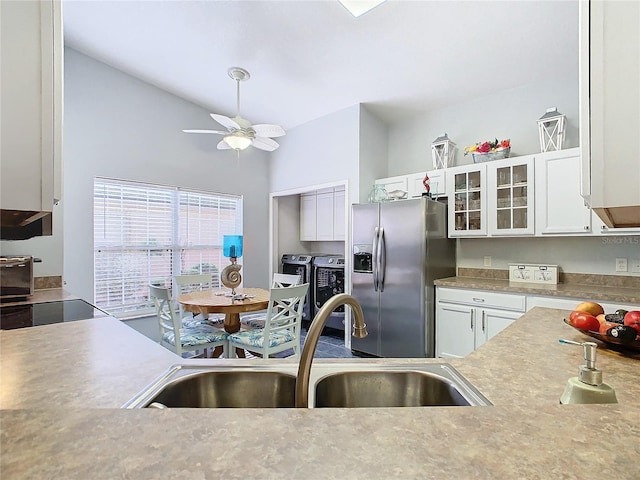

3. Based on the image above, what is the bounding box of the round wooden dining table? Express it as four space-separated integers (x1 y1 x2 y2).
177 287 270 358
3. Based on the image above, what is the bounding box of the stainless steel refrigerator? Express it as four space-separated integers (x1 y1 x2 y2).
351 197 455 357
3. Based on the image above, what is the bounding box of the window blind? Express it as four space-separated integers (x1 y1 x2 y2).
94 178 242 317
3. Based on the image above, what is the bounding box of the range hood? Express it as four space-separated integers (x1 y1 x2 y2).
0 209 53 240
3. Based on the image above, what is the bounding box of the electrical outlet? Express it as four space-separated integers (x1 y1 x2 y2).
615 257 628 272
483 256 492 267
631 258 640 273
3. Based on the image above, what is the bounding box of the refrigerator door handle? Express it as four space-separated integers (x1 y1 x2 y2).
372 227 380 292
378 227 386 292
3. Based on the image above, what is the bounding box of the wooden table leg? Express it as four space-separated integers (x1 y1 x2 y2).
210 346 224 358
223 312 246 358
224 312 241 333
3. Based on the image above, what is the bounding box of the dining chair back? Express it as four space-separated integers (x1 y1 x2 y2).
149 284 229 358
272 273 302 288
240 272 302 328
228 283 309 359
174 273 224 327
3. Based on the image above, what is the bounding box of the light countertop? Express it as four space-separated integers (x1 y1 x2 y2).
1 308 639 479
0 288 77 307
434 276 640 305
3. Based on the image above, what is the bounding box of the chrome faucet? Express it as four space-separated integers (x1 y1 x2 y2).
295 293 368 408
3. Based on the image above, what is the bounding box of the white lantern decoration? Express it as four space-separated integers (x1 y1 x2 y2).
431 133 456 170
537 107 566 152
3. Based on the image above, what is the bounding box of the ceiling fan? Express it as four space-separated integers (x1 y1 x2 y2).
183 67 285 152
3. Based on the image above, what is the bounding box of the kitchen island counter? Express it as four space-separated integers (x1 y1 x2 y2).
1 308 639 479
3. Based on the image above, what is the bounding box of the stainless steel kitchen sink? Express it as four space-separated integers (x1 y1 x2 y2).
122 363 491 409
314 366 489 408
122 365 298 408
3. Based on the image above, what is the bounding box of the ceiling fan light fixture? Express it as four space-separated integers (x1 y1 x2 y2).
224 134 252 150
337 0 386 17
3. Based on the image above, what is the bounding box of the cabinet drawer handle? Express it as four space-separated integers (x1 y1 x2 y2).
472 297 485 303
482 311 486 332
470 310 474 330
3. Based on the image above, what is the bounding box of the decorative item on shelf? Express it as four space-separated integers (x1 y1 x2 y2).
221 235 243 296
368 184 389 203
387 190 408 200
431 133 456 169
422 173 431 196
464 138 511 163
537 106 566 152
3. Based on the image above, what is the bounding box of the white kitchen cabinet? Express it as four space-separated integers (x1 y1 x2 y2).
300 193 317 241
535 148 592 235
407 172 427 198
579 0 640 229
374 175 408 197
447 164 487 237
333 186 346 241
376 170 448 201
425 170 447 199
436 287 526 358
435 302 477 358
316 188 335 241
0 0 63 212
487 155 535 236
299 187 345 241
448 156 537 238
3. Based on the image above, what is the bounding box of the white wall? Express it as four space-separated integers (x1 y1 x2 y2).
63 48 271 302
458 236 640 276
359 106 388 203
387 74 579 175
379 68 640 278
269 104 359 205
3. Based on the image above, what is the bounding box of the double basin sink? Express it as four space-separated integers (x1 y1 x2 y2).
122 362 491 409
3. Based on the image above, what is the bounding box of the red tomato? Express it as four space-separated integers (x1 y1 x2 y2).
570 312 600 332
623 311 640 335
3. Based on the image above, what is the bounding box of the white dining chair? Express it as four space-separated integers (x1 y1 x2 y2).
228 283 309 360
240 273 302 328
149 284 229 358
174 273 225 328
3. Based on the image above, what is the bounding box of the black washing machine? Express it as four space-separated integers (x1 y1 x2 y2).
313 255 345 331
280 254 315 321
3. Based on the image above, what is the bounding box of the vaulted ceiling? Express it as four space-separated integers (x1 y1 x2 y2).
63 0 578 131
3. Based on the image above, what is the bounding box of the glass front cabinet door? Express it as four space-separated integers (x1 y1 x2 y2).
487 156 535 236
447 164 487 237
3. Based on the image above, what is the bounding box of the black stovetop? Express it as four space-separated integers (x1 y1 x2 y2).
0 299 109 330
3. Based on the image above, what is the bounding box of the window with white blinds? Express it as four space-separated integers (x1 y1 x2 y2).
94 178 242 317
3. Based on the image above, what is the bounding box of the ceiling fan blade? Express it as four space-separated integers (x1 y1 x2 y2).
210 113 240 130
252 136 279 152
217 139 232 150
182 129 226 135
252 124 286 138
